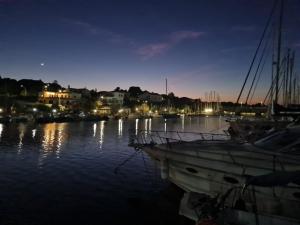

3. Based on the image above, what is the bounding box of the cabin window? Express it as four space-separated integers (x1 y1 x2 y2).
255 130 299 150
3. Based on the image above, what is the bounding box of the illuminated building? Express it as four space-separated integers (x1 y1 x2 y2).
38 90 82 109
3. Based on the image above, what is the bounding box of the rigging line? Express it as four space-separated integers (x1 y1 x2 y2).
236 0 278 105
249 43 272 104
245 28 273 105
277 69 286 102
275 0 284 105
114 149 141 174
141 151 154 187
263 57 286 105
266 63 287 105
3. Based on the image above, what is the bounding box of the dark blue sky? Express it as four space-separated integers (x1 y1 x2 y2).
0 0 299 101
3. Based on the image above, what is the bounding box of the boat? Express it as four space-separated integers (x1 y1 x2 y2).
84 115 109 122
161 113 180 119
227 117 292 142
131 125 300 224
130 1 300 224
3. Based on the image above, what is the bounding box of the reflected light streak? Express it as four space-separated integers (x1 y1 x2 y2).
164 119 167 132
99 121 105 149
56 123 67 158
135 119 139 135
42 123 55 153
32 129 36 138
118 119 123 137
93 123 97 137
18 124 26 153
0 124 3 141
144 119 148 135
149 118 152 133
39 123 67 163
181 115 185 131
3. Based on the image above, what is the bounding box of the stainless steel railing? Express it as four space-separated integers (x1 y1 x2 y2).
129 130 230 148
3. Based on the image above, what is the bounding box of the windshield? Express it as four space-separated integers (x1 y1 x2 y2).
254 129 300 150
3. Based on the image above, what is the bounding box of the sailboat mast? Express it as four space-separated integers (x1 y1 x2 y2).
165 78 168 96
284 49 290 107
289 51 295 105
275 0 284 105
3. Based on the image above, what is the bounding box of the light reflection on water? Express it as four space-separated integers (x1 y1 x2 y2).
17 123 26 153
0 117 227 159
93 123 97 137
0 117 228 224
118 119 123 137
135 118 139 135
32 128 36 138
149 118 152 133
99 120 105 149
39 123 68 164
0 123 3 141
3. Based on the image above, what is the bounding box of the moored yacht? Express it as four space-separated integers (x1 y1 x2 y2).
131 126 300 224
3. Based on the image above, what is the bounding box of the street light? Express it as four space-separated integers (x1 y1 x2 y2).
0 108 3 113
57 90 62 106
33 108 37 112
52 109 57 113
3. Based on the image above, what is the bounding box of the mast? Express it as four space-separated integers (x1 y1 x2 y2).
165 78 170 111
165 78 168 96
268 23 276 118
289 51 295 105
285 49 290 106
274 0 284 105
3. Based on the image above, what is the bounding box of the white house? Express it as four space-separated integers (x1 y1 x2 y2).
100 91 125 106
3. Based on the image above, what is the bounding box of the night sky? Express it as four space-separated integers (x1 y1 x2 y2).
0 0 299 102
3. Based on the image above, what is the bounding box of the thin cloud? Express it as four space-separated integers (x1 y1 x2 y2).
136 43 170 59
294 42 300 48
63 18 136 46
136 30 205 60
170 31 204 43
231 25 256 32
220 45 254 53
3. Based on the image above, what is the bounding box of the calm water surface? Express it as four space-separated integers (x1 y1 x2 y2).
0 116 228 225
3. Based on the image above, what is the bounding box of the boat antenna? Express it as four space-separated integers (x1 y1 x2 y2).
236 0 278 105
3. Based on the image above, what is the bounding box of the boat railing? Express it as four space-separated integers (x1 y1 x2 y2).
129 130 230 148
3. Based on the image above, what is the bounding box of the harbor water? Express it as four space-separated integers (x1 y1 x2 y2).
0 116 228 225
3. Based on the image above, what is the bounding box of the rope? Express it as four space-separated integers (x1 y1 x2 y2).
263 57 286 105
245 28 273 105
236 0 278 105
249 49 270 104
252 186 260 225
114 149 141 174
